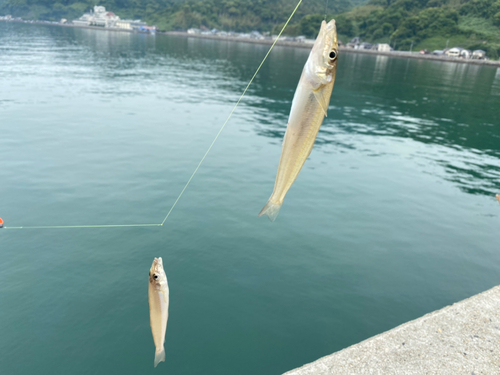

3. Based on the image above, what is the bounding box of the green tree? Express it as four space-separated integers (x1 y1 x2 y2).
494 11 500 25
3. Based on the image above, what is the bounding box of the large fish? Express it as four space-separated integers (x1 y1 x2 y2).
259 20 339 221
148 257 169 367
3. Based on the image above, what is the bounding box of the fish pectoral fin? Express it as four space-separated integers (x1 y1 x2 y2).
313 89 329 117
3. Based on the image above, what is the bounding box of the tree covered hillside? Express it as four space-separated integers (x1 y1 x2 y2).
331 0 500 57
0 0 357 32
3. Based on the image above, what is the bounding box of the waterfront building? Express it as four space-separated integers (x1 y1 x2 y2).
460 49 471 59
376 43 392 52
472 50 486 60
116 20 132 29
115 19 149 30
73 6 118 27
446 47 462 58
359 42 372 50
73 6 150 32
72 12 92 27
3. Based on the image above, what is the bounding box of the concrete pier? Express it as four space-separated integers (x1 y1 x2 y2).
284 286 500 375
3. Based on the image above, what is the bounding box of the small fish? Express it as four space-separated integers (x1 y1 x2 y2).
148 257 169 367
259 20 339 221
496 194 500 205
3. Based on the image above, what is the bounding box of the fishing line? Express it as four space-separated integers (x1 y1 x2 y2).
160 0 304 226
4 224 161 230
2 0 304 230
324 0 329 20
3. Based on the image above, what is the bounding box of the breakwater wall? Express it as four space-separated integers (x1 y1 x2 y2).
284 285 500 375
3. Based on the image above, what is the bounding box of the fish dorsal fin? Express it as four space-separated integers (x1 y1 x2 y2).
313 89 329 117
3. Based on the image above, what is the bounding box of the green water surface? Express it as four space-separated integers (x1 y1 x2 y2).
0 22 499 375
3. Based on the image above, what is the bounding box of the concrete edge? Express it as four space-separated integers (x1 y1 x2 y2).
283 285 500 374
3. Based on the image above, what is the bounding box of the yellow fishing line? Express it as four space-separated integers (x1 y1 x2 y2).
3 0 304 230
160 0 304 226
4 224 160 230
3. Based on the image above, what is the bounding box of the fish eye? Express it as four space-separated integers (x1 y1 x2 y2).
153 274 159 280
329 51 337 60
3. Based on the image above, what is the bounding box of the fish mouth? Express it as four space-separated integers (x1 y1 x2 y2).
151 257 164 273
324 19 336 32
154 257 163 266
322 19 338 48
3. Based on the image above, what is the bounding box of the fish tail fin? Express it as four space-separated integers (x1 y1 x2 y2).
258 199 282 222
154 347 165 367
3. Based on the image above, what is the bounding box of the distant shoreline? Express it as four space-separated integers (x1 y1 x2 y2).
165 31 500 67
0 18 142 34
2 19 499 67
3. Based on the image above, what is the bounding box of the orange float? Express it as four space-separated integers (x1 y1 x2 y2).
0 218 3 228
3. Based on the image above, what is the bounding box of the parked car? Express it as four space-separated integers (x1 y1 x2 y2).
432 50 444 56
419 49 429 54
359 42 372 50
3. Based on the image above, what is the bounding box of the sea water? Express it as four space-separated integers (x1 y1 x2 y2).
0 22 499 374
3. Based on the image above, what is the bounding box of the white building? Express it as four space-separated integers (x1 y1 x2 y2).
73 6 118 28
460 49 471 59
72 12 92 27
377 43 392 52
445 47 462 58
73 6 149 31
92 6 119 27
472 50 486 60
116 19 148 30
116 20 132 29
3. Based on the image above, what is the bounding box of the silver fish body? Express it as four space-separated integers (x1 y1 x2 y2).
259 20 338 221
148 257 169 367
